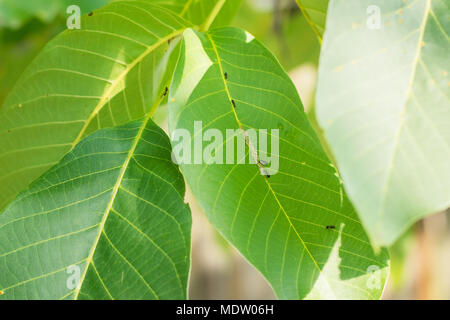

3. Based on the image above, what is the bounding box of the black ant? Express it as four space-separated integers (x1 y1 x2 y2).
231 99 236 108
162 87 168 97
326 225 336 230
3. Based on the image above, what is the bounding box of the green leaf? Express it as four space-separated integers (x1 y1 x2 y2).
168 27 389 299
295 0 329 40
137 0 242 29
0 0 236 211
0 0 111 29
0 116 191 299
180 0 243 30
315 0 450 245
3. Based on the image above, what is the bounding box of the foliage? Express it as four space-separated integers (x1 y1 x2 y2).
0 0 447 300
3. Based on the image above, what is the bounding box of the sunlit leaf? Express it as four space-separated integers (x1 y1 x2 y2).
295 0 329 40
0 0 236 211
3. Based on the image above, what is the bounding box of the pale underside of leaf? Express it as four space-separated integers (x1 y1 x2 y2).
168 27 389 299
316 0 450 245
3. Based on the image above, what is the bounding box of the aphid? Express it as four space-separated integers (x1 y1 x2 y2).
162 86 168 97
266 174 270 178
231 99 236 108
88 12 93 16
224 72 228 80
326 225 336 230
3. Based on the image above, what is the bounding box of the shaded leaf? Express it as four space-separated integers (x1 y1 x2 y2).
0 0 110 29
0 116 191 299
0 0 236 210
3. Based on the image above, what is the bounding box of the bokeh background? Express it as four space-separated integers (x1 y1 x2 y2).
1 0 448 299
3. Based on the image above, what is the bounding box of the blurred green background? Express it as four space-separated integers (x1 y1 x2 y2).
0 0 449 299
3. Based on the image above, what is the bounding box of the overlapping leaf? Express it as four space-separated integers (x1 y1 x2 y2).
168 27 389 299
0 116 191 299
295 0 329 40
315 0 450 245
0 0 236 211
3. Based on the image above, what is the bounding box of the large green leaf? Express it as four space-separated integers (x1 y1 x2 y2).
295 0 329 40
138 0 242 29
315 0 450 245
0 115 191 299
168 27 389 299
0 0 111 29
0 0 235 211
